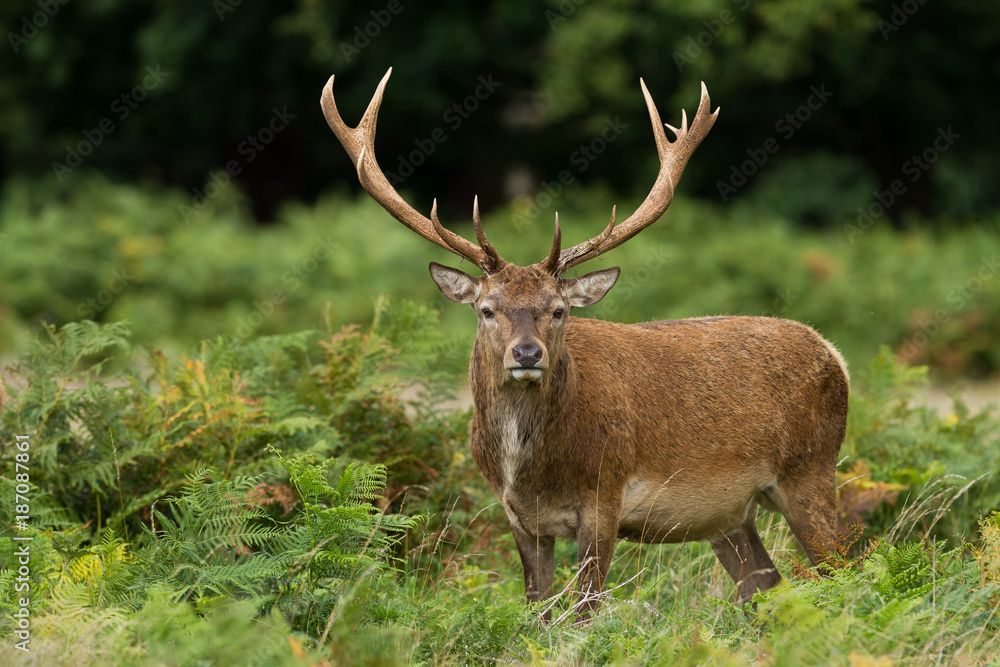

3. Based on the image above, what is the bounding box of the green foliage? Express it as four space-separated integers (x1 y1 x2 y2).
52 531 141 612
2 179 999 382
1 311 999 664
270 448 418 581
844 347 1000 539
0 453 419 662
124 593 317 667
138 470 287 602
866 542 933 601
7 320 132 510
973 512 1000 606
0 306 471 542
15 591 322 666
745 535 997 665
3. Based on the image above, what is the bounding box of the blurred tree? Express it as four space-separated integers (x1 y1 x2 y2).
1 0 998 224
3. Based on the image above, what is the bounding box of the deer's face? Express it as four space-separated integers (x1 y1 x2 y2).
430 263 619 383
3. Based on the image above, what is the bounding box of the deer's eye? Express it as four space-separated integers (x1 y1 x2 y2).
553 308 564 320
481 307 494 319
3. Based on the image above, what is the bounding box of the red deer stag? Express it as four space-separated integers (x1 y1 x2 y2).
320 69 849 616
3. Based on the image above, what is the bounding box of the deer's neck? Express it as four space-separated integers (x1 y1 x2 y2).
470 341 577 487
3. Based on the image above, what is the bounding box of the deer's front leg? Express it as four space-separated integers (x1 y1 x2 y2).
511 526 555 618
575 498 620 618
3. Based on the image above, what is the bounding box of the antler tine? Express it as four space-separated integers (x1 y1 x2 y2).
357 68 391 147
473 196 508 272
554 207 616 275
321 69 497 273
598 205 617 243
430 198 471 256
555 80 718 273
537 212 562 274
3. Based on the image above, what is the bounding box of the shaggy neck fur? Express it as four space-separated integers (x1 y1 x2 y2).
469 332 578 489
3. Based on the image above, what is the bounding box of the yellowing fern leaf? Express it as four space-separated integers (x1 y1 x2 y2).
837 460 907 527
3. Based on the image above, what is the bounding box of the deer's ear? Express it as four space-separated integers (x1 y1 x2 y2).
561 267 620 307
429 262 482 304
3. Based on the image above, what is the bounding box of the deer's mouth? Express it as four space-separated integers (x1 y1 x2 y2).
510 368 544 382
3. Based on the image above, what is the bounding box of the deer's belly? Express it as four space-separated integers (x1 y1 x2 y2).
499 475 772 543
616 476 765 543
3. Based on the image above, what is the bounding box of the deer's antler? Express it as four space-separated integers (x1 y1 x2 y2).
323 71 716 277
546 81 718 275
321 68 507 274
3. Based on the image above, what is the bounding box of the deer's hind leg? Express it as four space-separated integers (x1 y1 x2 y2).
767 360 848 567
767 468 842 567
709 502 782 604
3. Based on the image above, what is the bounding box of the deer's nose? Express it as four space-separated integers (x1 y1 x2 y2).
511 343 543 367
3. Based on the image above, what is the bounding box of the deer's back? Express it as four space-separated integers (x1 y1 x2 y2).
564 314 848 492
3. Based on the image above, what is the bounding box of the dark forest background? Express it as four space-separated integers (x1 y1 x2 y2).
3 0 998 224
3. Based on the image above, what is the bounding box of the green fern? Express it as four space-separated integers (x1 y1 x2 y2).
50 530 141 612
270 447 419 579
136 470 286 602
2 321 135 519
867 542 934 600
258 447 421 637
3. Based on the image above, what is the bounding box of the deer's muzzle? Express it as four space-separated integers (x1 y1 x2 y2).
507 341 546 381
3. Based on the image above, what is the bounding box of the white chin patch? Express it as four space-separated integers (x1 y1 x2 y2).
510 368 543 382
